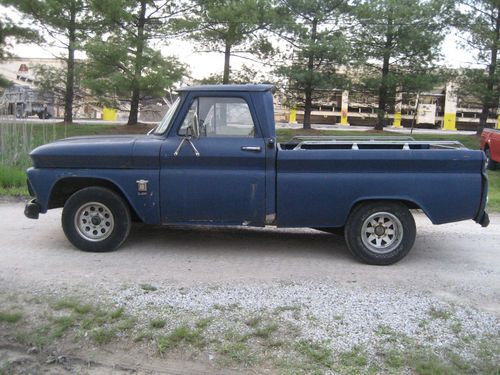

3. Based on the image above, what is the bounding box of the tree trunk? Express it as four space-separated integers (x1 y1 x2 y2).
63 3 76 125
223 40 231 84
477 2 500 135
376 10 394 131
303 88 312 130
303 17 318 130
128 0 147 126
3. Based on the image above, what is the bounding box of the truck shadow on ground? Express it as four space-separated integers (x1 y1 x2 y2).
125 224 352 260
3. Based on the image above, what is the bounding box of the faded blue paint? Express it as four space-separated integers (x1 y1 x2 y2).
26 84 487 230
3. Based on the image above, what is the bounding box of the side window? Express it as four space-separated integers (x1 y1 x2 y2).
179 97 256 137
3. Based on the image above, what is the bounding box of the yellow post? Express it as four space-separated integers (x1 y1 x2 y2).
393 89 402 128
443 83 457 131
289 107 297 124
340 90 349 126
102 107 118 121
497 105 500 129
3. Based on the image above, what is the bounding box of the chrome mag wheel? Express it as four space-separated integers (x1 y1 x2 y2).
74 202 115 242
361 212 403 254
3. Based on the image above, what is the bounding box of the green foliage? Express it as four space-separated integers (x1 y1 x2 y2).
3 0 101 123
175 0 276 83
274 0 352 128
454 1 499 128
0 310 23 323
0 13 39 85
156 325 204 353
83 0 186 124
351 0 452 129
139 283 157 292
149 318 166 329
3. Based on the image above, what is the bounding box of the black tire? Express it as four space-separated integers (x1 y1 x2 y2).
485 148 496 171
344 201 416 265
62 187 131 252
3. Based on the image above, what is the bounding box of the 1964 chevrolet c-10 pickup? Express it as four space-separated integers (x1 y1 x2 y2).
24 84 489 265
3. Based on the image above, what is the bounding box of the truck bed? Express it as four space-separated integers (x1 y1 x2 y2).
276 136 485 228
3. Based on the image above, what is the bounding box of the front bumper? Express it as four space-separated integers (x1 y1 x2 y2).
24 198 40 219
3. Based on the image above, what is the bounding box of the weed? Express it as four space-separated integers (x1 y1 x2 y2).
110 307 125 319
375 324 394 336
52 298 92 315
428 306 452 320
150 318 166 329
450 321 462 335
274 305 300 314
409 351 455 375
254 323 279 339
134 330 154 342
224 330 250 343
156 325 204 354
195 317 213 330
217 341 255 366
419 319 430 329
295 340 333 368
50 316 75 338
382 349 404 369
0 311 22 323
91 327 116 344
339 345 368 368
244 316 261 328
140 284 157 292
115 316 136 331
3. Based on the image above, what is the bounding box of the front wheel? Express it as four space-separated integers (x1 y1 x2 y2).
62 187 131 252
345 202 416 265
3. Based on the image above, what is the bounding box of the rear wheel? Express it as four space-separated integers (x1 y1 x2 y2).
345 202 416 265
485 148 496 170
62 187 131 252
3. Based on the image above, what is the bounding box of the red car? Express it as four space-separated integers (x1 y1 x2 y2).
480 128 500 170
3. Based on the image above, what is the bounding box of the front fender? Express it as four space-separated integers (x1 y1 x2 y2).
27 168 160 225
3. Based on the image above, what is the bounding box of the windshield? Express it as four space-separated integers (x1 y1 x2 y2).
152 97 180 135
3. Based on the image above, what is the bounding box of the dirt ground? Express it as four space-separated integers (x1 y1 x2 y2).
0 202 499 374
1 202 499 314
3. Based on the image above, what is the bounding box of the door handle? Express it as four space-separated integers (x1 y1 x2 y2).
241 146 262 152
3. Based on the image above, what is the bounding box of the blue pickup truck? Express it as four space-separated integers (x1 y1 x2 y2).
24 84 489 265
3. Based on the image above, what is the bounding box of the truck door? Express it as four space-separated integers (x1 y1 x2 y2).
160 94 267 226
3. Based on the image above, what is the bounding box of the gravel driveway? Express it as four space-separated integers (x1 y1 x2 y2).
0 201 499 374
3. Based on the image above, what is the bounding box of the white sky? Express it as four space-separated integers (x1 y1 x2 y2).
10 33 478 80
5 3 479 80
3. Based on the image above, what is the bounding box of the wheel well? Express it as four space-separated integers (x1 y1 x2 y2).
351 199 422 212
48 177 142 222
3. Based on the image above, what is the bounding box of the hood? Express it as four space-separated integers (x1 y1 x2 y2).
30 135 162 169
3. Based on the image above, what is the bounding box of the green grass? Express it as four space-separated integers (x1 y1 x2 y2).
149 318 166 329
139 283 157 292
487 170 500 212
91 327 116 344
428 306 453 321
0 310 23 323
0 122 145 194
156 325 205 354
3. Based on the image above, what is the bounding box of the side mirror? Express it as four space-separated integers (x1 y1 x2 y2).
185 111 200 138
191 111 200 138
